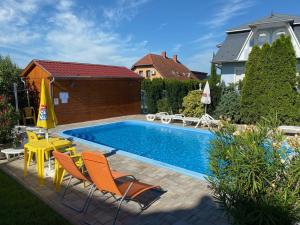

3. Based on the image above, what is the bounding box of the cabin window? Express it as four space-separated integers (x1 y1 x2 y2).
258 32 269 46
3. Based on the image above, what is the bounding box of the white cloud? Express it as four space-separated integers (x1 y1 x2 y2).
102 0 150 27
193 33 214 43
186 50 214 73
157 22 168 30
188 0 256 72
172 43 182 52
204 0 255 28
0 0 149 68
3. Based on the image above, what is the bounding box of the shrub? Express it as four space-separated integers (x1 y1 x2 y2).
157 98 171 113
0 96 18 144
141 78 164 113
214 85 241 123
0 55 27 106
141 78 204 114
181 90 204 117
240 45 263 123
241 36 299 125
208 118 300 225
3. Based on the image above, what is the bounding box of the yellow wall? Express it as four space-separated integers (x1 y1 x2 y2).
133 67 162 80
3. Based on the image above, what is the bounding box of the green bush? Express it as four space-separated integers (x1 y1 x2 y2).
214 85 241 123
141 78 164 113
181 90 204 117
141 78 205 113
0 96 18 144
157 98 171 113
208 118 300 225
241 36 300 125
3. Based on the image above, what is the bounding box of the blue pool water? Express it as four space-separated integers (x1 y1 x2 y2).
62 120 213 177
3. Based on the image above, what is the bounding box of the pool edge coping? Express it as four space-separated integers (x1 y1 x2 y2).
58 119 210 181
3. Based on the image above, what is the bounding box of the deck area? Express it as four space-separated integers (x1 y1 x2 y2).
0 115 229 225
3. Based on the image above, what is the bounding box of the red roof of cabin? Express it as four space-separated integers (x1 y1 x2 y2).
22 60 141 79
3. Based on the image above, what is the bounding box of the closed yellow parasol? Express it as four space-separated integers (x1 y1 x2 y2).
36 79 57 133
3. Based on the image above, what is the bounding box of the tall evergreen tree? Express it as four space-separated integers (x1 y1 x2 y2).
267 35 298 124
241 45 263 123
258 43 272 117
208 61 221 113
241 36 299 125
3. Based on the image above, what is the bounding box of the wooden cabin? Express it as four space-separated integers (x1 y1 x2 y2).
21 60 142 124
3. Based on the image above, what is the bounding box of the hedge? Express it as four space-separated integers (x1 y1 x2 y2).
141 79 205 114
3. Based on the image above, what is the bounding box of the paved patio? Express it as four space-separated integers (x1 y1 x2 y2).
0 115 229 225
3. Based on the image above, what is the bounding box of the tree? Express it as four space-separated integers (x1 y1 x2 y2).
208 61 221 114
0 55 26 108
0 96 18 143
241 36 299 125
266 36 299 124
240 45 263 123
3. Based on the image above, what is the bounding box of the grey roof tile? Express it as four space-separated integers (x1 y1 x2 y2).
212 31 250 63
227 13 300 32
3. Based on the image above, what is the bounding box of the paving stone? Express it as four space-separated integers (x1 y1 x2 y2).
0 115 229 225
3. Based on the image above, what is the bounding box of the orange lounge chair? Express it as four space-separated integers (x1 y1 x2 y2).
53 151 127 213
82 151 163 225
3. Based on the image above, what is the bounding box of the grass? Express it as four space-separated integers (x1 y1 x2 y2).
0 169 72 225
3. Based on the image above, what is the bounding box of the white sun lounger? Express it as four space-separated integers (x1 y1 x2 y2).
183 114 220 128
201 114 221 127
278 126 300 134
161 114 185 124
183 116 203 128
146 112 169 121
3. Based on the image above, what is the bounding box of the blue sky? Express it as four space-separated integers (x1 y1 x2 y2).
0 0 299 72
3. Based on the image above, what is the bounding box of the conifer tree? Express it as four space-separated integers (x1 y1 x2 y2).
241 45 263 123
258 43 272 117
208 61 221 113
267 35 298 124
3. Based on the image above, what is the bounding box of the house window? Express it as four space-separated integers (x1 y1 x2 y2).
258 32 269 46
272 29 286 42
138 70 143 76
146 70 151 78
234 67 245 84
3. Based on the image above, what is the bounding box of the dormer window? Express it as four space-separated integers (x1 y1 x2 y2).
273 29 286 41
258 32 269 46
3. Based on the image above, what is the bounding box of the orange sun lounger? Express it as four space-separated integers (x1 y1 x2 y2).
82 151 163 225
53 151 127 212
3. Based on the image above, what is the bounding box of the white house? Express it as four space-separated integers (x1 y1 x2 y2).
213 13 300 85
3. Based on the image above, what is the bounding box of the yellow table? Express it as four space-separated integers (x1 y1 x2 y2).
24 138 72 185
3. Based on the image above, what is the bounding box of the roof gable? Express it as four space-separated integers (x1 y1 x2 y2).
132 54 197 80
227 14 300 33
21 60 141 79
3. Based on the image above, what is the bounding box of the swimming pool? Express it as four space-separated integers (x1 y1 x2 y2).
61 120 213 179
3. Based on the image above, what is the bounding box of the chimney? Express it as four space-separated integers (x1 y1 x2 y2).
173 54 178 63
161 51 167 58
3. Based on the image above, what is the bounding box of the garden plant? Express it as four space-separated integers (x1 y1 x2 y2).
208 118 300 225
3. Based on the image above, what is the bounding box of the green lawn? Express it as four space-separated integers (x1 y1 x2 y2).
0 169 72 225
